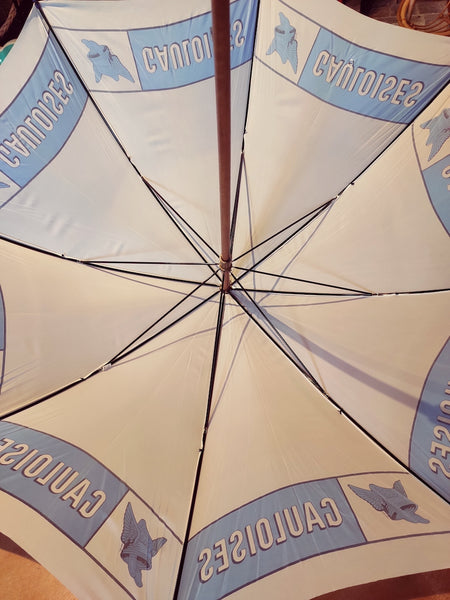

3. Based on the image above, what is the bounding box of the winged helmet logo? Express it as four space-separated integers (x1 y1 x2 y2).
120 502 167 587
266 13 298 73
349 480 430 524
420 108 450 161
83 39 135 83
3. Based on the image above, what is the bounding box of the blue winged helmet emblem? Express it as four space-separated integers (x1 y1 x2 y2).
420 108 450 161
349 480 430 524
266 13 298 73
120 502 167 587
83 39 135 83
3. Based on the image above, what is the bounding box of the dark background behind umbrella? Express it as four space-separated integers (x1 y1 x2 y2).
0 0 32 47
1 0 449 48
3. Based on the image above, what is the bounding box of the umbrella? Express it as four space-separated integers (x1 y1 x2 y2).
0 0 449 598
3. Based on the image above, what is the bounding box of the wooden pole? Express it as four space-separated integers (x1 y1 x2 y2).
211 0 232 291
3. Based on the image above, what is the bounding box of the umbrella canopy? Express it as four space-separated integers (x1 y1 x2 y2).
0 1 449 599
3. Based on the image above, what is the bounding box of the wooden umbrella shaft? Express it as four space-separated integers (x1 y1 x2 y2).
211 0 232 291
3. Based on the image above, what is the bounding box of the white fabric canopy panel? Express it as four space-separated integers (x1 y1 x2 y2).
0 0 448 599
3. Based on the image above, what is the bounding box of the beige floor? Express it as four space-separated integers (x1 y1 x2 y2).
0 534 77 600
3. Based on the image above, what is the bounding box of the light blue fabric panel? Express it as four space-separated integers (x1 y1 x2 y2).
128 0 257 90
0 422 129 547
179 478 365 600
298 27 450 123
0 35 87 188
410 339 450 502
